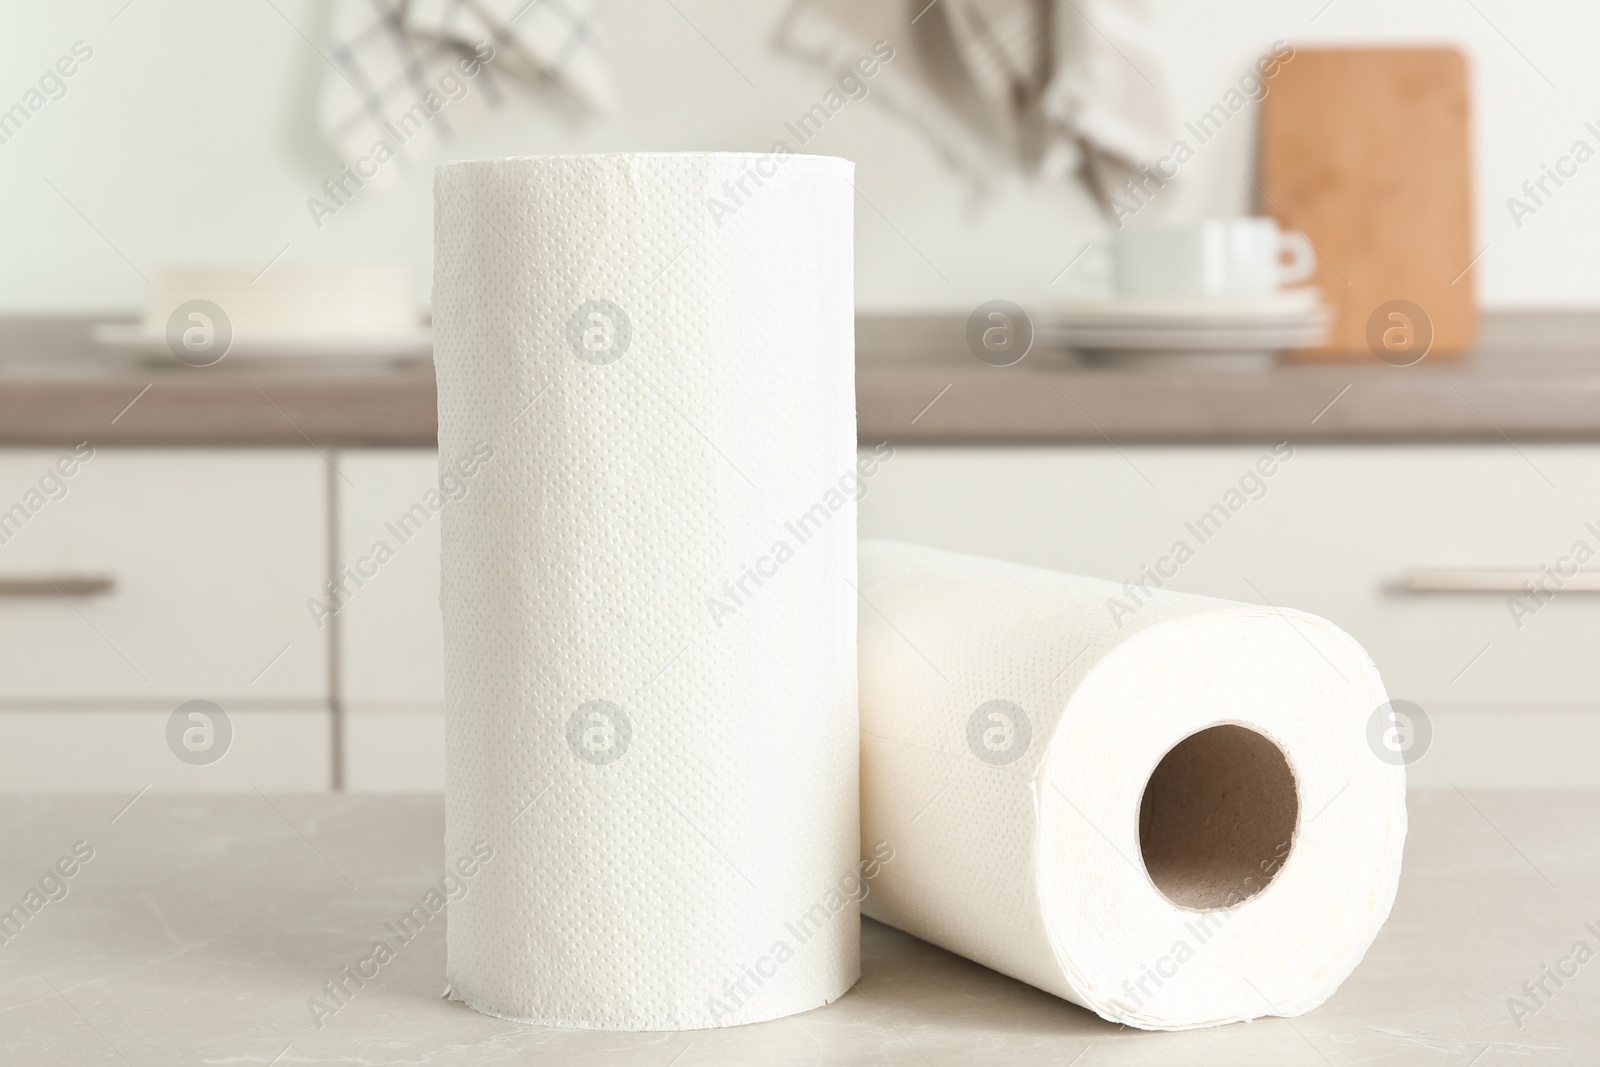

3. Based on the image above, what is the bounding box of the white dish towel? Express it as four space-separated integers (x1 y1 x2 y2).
318 0 615 191
775 0 1172 208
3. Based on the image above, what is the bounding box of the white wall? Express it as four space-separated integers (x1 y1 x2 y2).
1 0 1594 314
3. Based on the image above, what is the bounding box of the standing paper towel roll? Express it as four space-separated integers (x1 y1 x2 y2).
857 540 1406 1031
433 154 859 1030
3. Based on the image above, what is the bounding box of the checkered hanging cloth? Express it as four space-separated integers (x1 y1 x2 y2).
319 0 615 191
775 0 1171 212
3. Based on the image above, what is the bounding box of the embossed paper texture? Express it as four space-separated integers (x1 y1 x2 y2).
433 153 859 1030
857 540 1406 1031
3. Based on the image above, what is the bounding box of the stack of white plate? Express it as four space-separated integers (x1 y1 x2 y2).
93 263 430 365
1039 290 1330 370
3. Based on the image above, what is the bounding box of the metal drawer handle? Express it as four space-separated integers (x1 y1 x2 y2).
0 575 116 598
1398 569 1600 594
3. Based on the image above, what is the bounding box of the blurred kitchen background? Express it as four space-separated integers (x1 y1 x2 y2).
4 0 1600 793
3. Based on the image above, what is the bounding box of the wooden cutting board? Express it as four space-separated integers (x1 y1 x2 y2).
1258 47 1477 361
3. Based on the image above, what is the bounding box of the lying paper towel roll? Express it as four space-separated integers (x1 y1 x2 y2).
857 540 1405 1031
433 154 859 1030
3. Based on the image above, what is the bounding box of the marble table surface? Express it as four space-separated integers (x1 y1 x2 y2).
2 789 1595 1065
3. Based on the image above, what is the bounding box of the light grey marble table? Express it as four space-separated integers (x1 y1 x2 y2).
1 790 1594 1065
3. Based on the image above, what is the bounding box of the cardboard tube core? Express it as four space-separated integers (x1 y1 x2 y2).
1138 724 1299 911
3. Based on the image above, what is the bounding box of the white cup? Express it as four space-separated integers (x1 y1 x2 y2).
1113 219 1315 298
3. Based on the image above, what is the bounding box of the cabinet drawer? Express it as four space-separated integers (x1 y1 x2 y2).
345 709 444 791
335 444 1600 790
860 445 1600 710
336 450 448 791
336 449 445 712
0 449 328 702
0 708 330 791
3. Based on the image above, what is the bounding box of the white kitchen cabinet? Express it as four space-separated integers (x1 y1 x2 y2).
335 444 1600 788
335 450 446 791
343 710 444 791
0 449 331 790
860 445 1600 786
0 709 331 792
0 450 328 700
